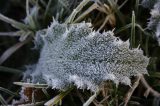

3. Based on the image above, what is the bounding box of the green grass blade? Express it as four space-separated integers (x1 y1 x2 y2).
44 87 74 106
44 0 52 19
18 101 46 106
145 36 149 56
118 0 128 9
83 90 99 106
0 13 30 30
42 88 50 99
0 66 22 74
149 72 160 78
73 3 98 23
0 87 19 96
0 94 7 105
115 23 132 34
65 0 90 23
135 0 139 15
131 11 136 48
0 38 31 65
0 31 22 37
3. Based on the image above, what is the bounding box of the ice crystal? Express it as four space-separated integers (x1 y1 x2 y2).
148 1 160 30
12 87 28 105
24 21 149 92
156 24 160 44
141 0 160 30
141 0 158 8
141 0 160 45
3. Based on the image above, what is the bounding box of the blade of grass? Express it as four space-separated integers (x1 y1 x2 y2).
42 88 50 99
83 90 99 106
0 31 23 37
118 0 128 9
0 66 22 74
14 82 48 88
32 90 36 104
135 0 139 15
73 3 98 23
27 15 37 30
58 0 71 13
65 0 91 23
99 14 112 30
26 0 30 17
131 11 136 48
141 75 160 97
136 24 152 37
0 37 31 65
124 75 141 106
76 90 85 103
149 72 160 79
44 87 74 106
0 94 7 105
0 13 30 30
40 0 47 7
108 0 126 27
115 23 152 37
44 0 52 19
145 35 149 56
6 89 21 103
0 87 19 97
18 101 46 106
115 23 132 34
26 0 38 30
19 31 32 41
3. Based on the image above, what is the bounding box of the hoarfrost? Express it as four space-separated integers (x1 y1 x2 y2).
141 0 160 45
24 21 149 92
141 0 158 8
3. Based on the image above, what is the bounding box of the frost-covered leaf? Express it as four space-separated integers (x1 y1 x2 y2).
24 21 149 92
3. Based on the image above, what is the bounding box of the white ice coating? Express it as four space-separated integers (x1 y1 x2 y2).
24 21 149 92
141 0 160 45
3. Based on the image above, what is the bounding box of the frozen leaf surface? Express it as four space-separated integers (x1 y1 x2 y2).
24 21 149 92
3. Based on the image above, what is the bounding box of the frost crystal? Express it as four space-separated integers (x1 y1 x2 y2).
25 21 149 92
141 0 158 8
141 0 160 45
148 1 160 30
156 24 160 44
